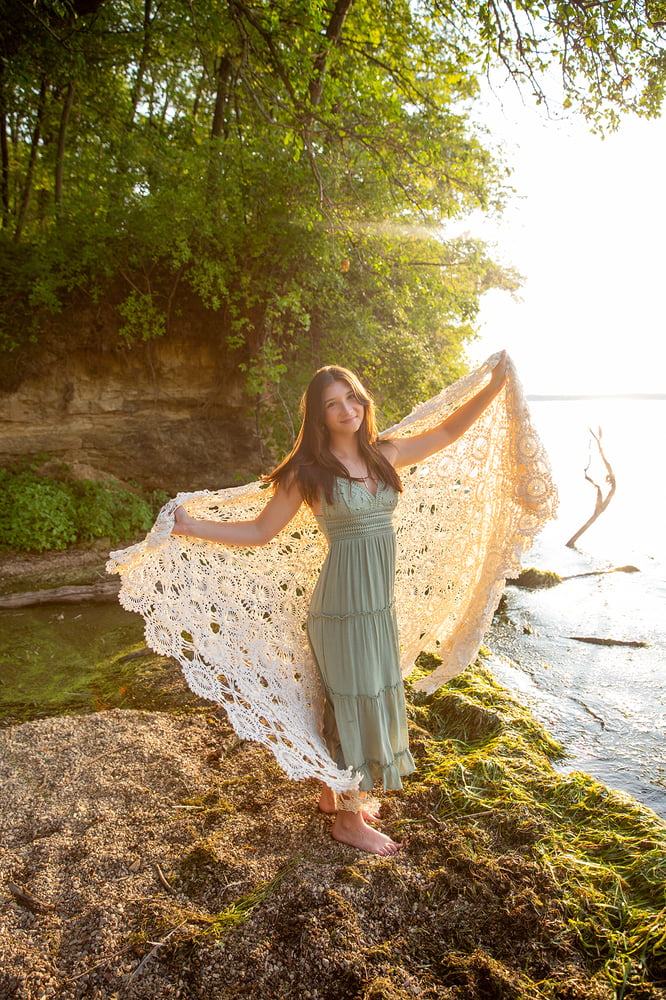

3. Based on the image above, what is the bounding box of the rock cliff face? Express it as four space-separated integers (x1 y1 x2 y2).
0 331 262 492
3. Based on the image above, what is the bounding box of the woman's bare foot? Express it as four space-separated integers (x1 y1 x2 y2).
331 810 401 856
317 785 381 823
318 784 337 814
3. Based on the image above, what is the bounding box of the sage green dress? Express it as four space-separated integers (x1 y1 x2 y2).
306 477 415 793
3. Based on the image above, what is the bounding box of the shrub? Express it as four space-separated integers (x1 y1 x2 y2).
72 479 155 543
0 463 161 553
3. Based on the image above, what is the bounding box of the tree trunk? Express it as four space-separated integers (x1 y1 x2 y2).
254 396 266 466
55 81 76 206
14 77 47 242
130 0 153 123
0 62 9 227
302 0 354 211
211 54 234 140
0 580 121 609
207 55 234 202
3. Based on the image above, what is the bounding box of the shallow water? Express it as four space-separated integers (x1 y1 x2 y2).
487 398 666 819
0 602 144 722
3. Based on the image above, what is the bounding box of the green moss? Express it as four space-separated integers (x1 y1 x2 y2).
404 662 666 994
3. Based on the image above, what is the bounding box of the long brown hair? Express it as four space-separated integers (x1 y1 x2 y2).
265 366 402 506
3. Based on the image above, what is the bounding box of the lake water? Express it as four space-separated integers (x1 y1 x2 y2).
487 397 666 819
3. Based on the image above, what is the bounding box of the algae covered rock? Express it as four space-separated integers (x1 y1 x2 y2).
512 567 563 589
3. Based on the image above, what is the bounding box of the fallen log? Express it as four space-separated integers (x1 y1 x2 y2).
117 647 152 663
568 636 649 648
562 565 639 580
512 565 639 590
0 579 121 609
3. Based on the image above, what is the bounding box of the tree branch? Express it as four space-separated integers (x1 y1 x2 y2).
309 0 355 109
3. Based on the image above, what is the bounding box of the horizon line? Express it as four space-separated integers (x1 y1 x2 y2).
525 393 666 401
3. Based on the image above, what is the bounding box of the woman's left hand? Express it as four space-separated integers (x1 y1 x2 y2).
489 350 508 389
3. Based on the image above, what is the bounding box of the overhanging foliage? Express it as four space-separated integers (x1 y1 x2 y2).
0 1 662 437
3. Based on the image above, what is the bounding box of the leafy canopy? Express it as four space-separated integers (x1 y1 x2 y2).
0 0 662 439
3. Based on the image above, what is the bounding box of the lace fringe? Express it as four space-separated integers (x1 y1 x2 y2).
335 791 382 815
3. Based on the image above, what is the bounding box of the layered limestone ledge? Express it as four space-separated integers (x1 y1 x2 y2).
0 337 261 491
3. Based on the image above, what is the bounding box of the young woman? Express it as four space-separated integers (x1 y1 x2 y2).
172 352 508 855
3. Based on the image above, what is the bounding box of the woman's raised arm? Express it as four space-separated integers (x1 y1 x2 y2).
171 478 303 547
382 352 508 470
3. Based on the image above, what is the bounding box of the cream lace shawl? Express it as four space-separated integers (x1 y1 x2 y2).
107 354 556 791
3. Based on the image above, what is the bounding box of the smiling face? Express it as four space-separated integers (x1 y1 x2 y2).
321 379 366 437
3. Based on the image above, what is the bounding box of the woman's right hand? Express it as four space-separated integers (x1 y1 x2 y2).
169 480 303 547
171 505 193 536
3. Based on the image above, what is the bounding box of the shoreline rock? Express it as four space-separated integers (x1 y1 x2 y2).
0 544 112 597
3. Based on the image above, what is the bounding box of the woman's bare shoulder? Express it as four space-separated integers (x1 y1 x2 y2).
377 437 399 466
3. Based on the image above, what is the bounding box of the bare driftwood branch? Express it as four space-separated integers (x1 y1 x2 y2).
0 580 120 609
566 426 616 548
155 863 175 894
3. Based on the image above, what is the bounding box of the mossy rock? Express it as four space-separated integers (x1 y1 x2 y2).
512 567 563 589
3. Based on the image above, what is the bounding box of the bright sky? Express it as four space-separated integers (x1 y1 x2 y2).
453 85 666 397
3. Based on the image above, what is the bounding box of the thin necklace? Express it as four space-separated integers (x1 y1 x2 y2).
340 460 372 481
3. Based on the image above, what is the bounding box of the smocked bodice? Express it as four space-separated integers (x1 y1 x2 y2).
314 478 398 543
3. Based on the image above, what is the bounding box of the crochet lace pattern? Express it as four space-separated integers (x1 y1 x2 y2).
107 354 557 792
